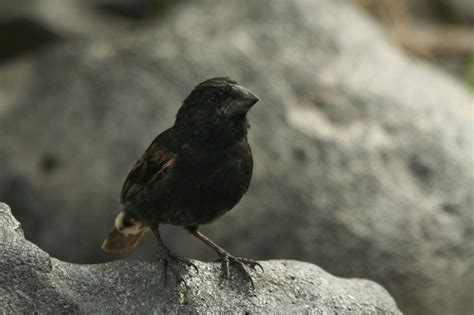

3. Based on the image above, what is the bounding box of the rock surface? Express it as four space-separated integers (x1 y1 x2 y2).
0 0 473 315
449 0 474 22
0 0 172 64
0 203 401 314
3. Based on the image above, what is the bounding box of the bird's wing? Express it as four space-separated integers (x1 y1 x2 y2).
120 134 176 203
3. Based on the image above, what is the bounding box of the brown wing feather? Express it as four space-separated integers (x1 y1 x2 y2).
120 135 176 203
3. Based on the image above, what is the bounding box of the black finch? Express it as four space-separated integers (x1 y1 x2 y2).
102 77 261 286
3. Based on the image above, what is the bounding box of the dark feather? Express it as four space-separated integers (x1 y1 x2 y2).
103 77 259 251
120 129 176 203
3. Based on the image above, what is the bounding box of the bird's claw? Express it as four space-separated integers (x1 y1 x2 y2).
237 257 264 273
175 255 199 274
157 251 199 288
215 255 262 289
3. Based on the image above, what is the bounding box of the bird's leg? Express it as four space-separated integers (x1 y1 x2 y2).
151 225 198 287
185 226 262 288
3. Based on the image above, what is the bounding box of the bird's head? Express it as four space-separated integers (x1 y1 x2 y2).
175 77 259 147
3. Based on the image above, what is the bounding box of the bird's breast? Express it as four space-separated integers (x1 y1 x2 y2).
164 141 253 225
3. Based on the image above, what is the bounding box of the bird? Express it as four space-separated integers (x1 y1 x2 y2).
102 77 261 287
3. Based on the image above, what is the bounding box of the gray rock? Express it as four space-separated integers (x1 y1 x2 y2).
0 202 401 314
1 0 173 38
449 0 474 22
0 0 473 314
0 0 174 64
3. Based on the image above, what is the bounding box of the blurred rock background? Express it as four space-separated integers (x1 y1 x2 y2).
0 1 472 315
354 0 474 88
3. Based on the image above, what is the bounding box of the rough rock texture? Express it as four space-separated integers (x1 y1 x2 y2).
0 0 473 315
0 203 401 314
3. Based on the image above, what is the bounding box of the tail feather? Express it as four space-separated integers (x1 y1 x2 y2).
101 228 144 253
102 212 146 253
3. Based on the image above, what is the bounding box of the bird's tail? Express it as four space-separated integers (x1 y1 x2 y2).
101 212 147 253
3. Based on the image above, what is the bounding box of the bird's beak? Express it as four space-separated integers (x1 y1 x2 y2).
226 84 259 117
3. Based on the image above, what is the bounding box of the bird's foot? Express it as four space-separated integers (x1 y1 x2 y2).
157 250 199 288
215 254 263 289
